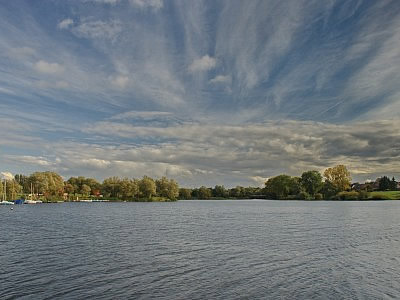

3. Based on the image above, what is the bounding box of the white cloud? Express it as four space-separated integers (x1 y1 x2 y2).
58 18 74 30
189 55 216 72
210 75 231 84
4 119 400 186
0 172 14 180
80 158 111 169
250 176 269 187
82 119 400 183
129 0 163 10
5 155 52 167
111 75 129 89
72 20 122 40
34 60 64 74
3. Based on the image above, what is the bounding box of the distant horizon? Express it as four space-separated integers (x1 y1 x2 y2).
1 1 400 187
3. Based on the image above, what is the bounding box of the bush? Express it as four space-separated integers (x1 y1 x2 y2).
314 193 323 200
296 191 311 200
337 191 359 200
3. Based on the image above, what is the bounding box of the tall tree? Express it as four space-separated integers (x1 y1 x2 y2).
102 177 121 198
198 186 211 199
323 165 351 192
29 171 64 200
81 184 91 196
265 175 296 199
6 179 22 199
301 170 323 196
213 185 228 198
179 188 192 199
378 176 391 191
120 178 139 200
390 177 397 190
139 176 156 199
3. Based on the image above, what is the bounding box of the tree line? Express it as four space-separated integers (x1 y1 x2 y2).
2 164 398 202
264 165 353 200
7 172 179 202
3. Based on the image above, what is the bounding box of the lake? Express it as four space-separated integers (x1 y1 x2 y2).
1 200 400 299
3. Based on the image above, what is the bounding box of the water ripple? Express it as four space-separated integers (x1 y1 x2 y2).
1 200 400 299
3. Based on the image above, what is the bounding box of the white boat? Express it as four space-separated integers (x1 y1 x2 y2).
25 183 42 204
0 201 14 205
25 199 37 204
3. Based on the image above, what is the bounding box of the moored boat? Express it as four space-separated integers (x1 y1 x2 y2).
0 201 15 205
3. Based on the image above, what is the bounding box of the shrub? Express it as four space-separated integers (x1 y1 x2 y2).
296 191 311 200
337 191 359 200
314 193 323 200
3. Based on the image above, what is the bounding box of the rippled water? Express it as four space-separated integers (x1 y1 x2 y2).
1 200 400 299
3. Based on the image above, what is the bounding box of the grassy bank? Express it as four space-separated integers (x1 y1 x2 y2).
368 191 400 200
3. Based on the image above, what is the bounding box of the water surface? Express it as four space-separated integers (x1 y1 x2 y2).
1 200 399 299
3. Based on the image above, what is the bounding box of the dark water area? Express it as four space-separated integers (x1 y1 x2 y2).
1 200 400 299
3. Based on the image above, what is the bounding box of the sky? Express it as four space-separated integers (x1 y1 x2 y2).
1 0 400 187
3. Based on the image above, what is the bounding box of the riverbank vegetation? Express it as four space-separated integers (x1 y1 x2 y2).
2 164 399 202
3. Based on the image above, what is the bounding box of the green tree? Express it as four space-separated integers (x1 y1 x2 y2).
179 188 192 199
198 186 211 199
120 178 139 200
390 177 397 190
378 176 391 191
102 177 121 198
323 165 351 192
301 170 323 196
15 174 30 194
1 179 22 200
67 176 100 195
29 171 64 201
165 179 179 200
265 175 296 199
155 177 179 200
321 181 339 199
213 185 228 198
139 176 156 200
81 184 91 196
230 186 244 198
64 183 75 195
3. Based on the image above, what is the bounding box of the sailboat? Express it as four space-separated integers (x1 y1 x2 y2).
0 178 14 205
25 183 37 204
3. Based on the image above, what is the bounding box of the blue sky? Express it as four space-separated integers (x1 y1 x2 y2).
1 0 400 187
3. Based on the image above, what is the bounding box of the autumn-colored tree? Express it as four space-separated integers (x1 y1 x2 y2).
323 165 351 192
29 171 64 200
